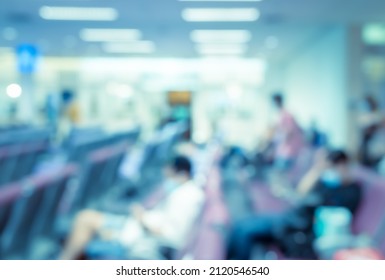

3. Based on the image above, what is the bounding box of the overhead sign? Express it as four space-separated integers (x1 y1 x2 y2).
16 44 39 74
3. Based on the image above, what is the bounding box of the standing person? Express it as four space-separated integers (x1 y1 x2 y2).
270 93 304 171
61 89 81 125
357 95 385 168
58 89 81 141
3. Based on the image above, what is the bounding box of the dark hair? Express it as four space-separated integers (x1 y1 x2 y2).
327 150 349 165
364 95 378 112
62 89 75 103
272 93 284 108
170 155 192 176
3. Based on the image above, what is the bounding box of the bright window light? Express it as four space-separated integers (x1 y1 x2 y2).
182 8 260 22
196 44 247 55
103 41 156 53
39 6 118 21
80 29 141 42
107 83 134 99
226 84 243 100
191 30 251 43
6 84 22 99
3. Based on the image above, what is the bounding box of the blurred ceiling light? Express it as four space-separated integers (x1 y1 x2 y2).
182 8 259 22
363 24 385 45
39 6 118 21
103 41 155 53
2 27 18 41
6 84 22 99
196 44 247 55
191 30 251 43
80 29 141 42
265 36 279 49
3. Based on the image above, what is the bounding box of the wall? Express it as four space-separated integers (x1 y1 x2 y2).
284 27 350 148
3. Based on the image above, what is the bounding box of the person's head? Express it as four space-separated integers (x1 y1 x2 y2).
164 155 192 184
322 149 353 186
61 89 75 105
271 93 284 110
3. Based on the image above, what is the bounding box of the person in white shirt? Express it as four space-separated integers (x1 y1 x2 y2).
59 156 205 260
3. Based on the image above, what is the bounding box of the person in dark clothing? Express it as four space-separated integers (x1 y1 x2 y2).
226 149 362 260
357 95 385 167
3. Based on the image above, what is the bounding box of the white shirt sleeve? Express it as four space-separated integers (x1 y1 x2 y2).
142 181 205 248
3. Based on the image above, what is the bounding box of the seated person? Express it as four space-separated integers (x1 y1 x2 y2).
226 149 362 260
59 155 205 260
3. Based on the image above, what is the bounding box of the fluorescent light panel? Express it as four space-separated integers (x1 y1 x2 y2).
191 30 251 43
103 41 155 53
39 6 118 21
80 29 141 42
182 8 259 22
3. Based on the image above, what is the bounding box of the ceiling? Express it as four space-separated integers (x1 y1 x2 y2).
0 0 385 61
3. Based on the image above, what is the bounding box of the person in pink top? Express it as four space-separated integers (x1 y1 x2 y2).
271 93 304 170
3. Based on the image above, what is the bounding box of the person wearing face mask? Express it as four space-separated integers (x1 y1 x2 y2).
59 155 205 260
226 149 362 260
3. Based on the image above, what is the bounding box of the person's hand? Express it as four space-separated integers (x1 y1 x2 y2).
312 149 329 172
297 148 328 196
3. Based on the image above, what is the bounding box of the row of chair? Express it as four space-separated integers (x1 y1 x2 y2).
184 146 230 260
0 121 189 259
0 126 142 259
0 127 52 186
0 164 78 259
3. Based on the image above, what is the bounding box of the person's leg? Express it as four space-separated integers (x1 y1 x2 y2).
59 209 104 260
227 215 275 260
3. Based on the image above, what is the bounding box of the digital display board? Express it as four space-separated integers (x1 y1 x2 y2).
168 91 191 105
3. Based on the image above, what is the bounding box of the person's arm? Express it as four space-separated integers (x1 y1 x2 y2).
297 167 323 195
297 149 328 196
131 204 163 235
